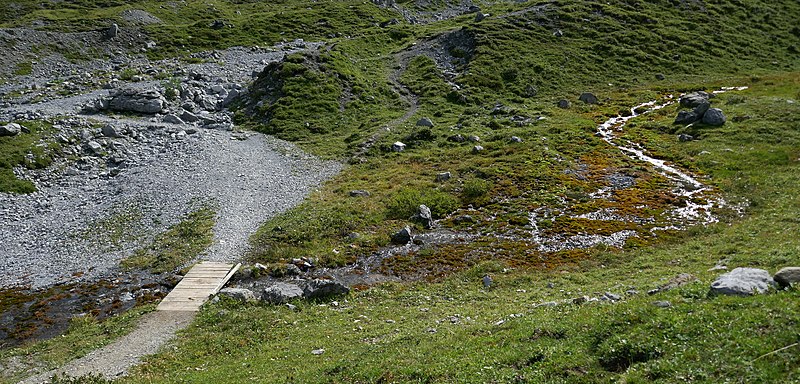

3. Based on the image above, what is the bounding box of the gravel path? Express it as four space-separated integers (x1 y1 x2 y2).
19 311 196 383
0 43 340 289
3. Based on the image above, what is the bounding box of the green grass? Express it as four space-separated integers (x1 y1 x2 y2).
121 207 216 273
0 120 57 194
0 306 153 384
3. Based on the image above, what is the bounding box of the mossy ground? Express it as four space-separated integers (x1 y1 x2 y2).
0 120 57 194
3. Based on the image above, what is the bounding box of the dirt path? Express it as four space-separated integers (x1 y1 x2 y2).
19 311 195 383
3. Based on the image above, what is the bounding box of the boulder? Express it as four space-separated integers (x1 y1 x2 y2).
702 108 726 126
773 267 800 288
101 124 121 138
710 267 775 296
416 117 434 127
108 88 166 114
0 123 21 137
163 114 185 124
87 141 104 155
693 100 711 116
391 226 413 245
578 92 598 104
557 99 571 109
106 23 119 39
679 92 710 108
412 204 434 229
673 110 699 125
180 110 200 123
262 282 304 304
218 287 257 302
302 279 350 299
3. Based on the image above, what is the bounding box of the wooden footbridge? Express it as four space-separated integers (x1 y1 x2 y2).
157 261 241 311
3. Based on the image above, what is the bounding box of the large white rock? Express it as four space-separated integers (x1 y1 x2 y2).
710 267 775 296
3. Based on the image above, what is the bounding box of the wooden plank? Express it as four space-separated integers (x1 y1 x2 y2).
157 261 235 312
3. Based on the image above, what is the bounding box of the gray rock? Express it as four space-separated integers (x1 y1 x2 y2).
218 287 257 302
475 13 487 22
655 73 665 80
710 267 775 296
773 267 800 288
436 172 451 182
447 134 465 143
510 136 523 143
557 99 571 109
412 204 434 229
579 92 598 104
285 263 302 276
0 123 21 136
106 23 119 39
101 124 121 138
107 88 166 114
471 145 484 154
391 226 413 245
653 300 672 308
674 110 699 125
702 108 726 126
87 141 103 155
482 274 492 288
311 349 325 355
693 100 711 116
678 133 694 142
468 135 480 142
163 114 185 124
679 92 710 108
180 110 199 123
262 282 304 304
391 141 406 152
416 117 434 127
604 292 621 301
302 279 350 299
349 190 370 197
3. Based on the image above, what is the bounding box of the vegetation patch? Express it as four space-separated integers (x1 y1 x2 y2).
121 207 216 273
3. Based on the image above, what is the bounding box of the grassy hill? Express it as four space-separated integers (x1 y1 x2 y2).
1 0 799 382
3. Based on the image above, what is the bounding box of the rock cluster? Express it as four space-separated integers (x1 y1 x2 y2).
674 91 726 126
219 278 350 305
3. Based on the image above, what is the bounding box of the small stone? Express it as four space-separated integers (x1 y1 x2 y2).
773 267 800 288
468 135 480 142
302 279 350 299
447 134 465 143
262 283 304 304
510 136 523 143
471 145 484 154
106 23 119 39
482 274 492 288
475 13 487 22
557 99 571 109
285 303 298 311
412 204 434 229
653 301 672 308
678 133 694 142
349 190 370 197
655 73 665 80
604 292 621 301
391 141 406 152
311 349 325 355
